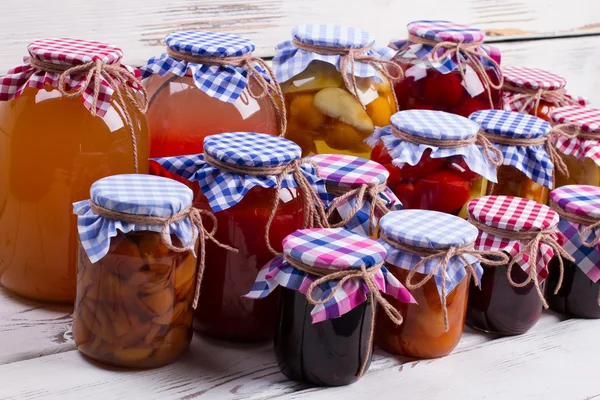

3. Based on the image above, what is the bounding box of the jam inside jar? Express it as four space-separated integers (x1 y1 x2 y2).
489 165 549 204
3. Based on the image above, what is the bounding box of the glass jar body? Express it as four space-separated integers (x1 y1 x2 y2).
193 186 305 341
282 61 395 158
489 165 549 204
555 155 600 188
73 232 195 368
145 74 278 157
0 86 149 303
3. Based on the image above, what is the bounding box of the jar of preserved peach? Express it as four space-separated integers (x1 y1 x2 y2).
274 24 401 158
0 38 149 303
246 228 414 386
466 196 569 335
151 132 328 341
376 210 505 358
141 31 285 157
391 20 503 117
368 110 501 217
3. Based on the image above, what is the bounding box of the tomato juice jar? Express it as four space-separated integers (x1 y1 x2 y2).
274 24 400 158
141 31 284 157
246 228 415 386
0 39 149 303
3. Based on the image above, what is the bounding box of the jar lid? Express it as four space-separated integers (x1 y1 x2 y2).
470 110 551 139
551 105 600 133
550 185 600 219
27 38 123 66
292 24 375 49
165 31 255 58
407 20 485 44
391 110 480 141
309 154 389 187
503 66 566 91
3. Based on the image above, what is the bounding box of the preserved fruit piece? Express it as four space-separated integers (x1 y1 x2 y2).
314 88 374 133
289 93 326 130
280 61 344 93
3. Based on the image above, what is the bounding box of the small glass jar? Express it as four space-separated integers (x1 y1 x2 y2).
391 20 503 117
0 38 149 303
246 228 414 386
141 31 281 158
368 110 497 217
274 24 398 158
73 175 201 368
546 185 600 318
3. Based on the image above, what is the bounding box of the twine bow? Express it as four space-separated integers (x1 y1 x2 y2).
504 85 582 116
29 58 148 173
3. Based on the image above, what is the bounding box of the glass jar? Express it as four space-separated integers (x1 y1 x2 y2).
392 20 503 117
141 31 281 158
73 175 201 368
0 39 149 303
274 24 398 158
368 110 497 217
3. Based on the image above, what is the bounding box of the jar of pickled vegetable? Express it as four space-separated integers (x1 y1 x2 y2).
502 66 588 122
377 210 502 358
141 31 285 157
246 228 414 386
466 196 567 335
151 132 328 341
274 24 401 158
308 154 401 236
0 38 149 303
391 20 503 117
546 185 600 318
551 106 600 188
368 110 500 217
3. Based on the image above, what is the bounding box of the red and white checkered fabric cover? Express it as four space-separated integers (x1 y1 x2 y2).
468 195 564 281
551 106 600 166
0 38 142 117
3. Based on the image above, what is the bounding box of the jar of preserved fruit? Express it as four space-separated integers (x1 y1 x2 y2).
377 210 504 358
0 38 149 302
274 24 401 158
141 31 285 157
466 196 569 335
72 175 233 368
551 106 600 188
391 20 503 117
151 132 328 341
308 154 401 236
546 185 600 318
502 66 588 122
246 228 415 386
368 110 501 217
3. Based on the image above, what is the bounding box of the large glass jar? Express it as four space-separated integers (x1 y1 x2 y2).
141 31 281 158
0 39 149 303
392 20 503 117
274 24 398 158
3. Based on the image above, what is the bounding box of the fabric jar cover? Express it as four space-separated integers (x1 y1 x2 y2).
367 109 498 182
470 109 555 188
245 227 416 323
550 185 600 282
74 174 195 264
152 131 327 212
0 38 143 117
551 106 600 167
309 154 401 236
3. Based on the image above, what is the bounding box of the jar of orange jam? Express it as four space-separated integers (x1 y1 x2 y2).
0 38 149 302
141 31 284 157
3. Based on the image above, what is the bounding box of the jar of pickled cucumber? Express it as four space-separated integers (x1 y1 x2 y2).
274 24 400 158
0 38 149 303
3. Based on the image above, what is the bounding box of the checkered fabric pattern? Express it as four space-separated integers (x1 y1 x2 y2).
245 228 416 323
0 38 142 117
152 132 327 212
468 195 562 281
551 106 600 165
366 110 498 182
140 31 269 104
551 185 600 282
73 175 195 264
273 24 395 84
407 20 485 44
470 110 554 188
379 210 482 300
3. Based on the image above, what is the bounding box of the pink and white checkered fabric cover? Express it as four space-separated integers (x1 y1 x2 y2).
0 38 142 117
407 20 485 44
468 195 563 281
551 106 600 166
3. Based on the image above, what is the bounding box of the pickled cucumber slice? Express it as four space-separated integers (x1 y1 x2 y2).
281 62 343 93
314 88 374 133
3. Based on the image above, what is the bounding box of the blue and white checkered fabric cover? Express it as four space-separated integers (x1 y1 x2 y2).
470 110 554 188
73 175 195 264
337 190 402 236
273 24 395 84
153 132 327 212
379 210 482 299
140 31 269 104
367 110 498 182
